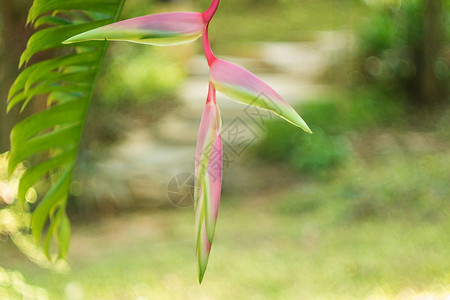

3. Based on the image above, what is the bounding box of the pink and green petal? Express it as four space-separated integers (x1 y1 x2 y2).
194 84 222 283
209 59 312 133
63 12 206 46
204 136 222 242
197 219 211 283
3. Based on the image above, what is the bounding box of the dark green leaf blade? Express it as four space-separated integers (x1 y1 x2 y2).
19 19 113 67
8 0 126 260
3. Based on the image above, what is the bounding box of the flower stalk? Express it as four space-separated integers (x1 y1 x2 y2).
203 0 221 23
202 24 216 66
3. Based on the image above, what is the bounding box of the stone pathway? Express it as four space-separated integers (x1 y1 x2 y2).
80 31 351 208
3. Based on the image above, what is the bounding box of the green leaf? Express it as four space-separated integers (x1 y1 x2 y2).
28 0 119 24
58 209 71 259
8 52 99 99
31 167 72 244
43 209 59 260
42 203 70 260
25 53 100 93
9 124 81 175
34 15 74 28
20 19 113 67
18 150 77 205
11 100 85 146
8 83 90 112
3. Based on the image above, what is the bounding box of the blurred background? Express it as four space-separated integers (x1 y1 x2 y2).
1 0 449 299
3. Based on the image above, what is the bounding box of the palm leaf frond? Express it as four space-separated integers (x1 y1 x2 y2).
7 0 126 259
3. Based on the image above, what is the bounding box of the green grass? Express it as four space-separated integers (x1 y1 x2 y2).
1 209 449 299
1 145 449 299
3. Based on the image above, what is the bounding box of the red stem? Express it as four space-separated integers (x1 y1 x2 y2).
203 24 216 66
206 82 216 104
203 0 220 23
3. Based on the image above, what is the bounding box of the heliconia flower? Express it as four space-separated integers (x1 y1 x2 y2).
60 0 311 283
63 12 207 46
194 83 222 283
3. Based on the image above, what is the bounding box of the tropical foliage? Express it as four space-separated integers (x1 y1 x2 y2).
7 0 126 259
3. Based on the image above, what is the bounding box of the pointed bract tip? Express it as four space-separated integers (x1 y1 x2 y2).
197 250 209 284
61 36 80 44
295 118 313 134
198 270 205 284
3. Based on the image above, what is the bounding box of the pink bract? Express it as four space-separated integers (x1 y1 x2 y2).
64 12 206 46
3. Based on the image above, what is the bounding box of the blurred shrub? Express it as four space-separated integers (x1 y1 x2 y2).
80 42 187 150
253 100 348 177
345 89 407 128
98 44 185 107
357 0 449 105
252 90 406 176
277 151 450 223
288 127 350 176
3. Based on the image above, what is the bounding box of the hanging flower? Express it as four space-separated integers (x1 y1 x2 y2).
194 83 222 282
64 0 311 283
